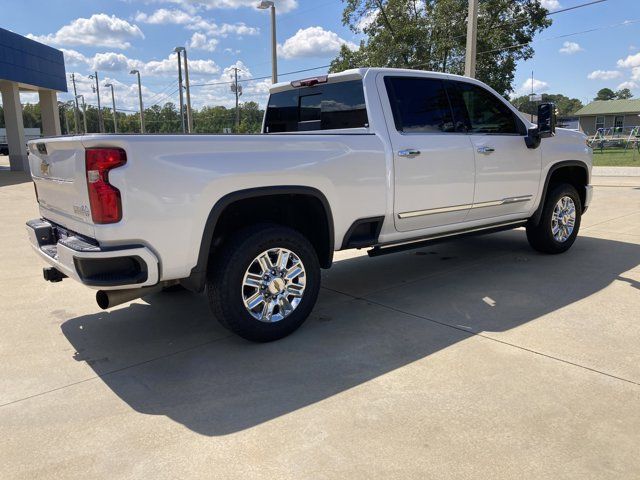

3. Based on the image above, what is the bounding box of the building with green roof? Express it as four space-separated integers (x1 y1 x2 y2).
574 99 640 135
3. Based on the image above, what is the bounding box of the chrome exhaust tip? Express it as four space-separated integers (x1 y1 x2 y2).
96 284 163 310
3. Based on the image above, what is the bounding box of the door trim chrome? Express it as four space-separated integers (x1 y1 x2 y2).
397 195 532 219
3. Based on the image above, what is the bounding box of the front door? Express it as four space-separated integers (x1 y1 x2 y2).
379 75 476 232
447 80 541 221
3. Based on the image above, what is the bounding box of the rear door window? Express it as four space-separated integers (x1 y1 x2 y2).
384 77 462 133
264 80 368 133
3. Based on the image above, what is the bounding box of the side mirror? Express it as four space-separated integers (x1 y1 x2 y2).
537 102 556 138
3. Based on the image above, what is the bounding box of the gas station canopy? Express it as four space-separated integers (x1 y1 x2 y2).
0 27 67 171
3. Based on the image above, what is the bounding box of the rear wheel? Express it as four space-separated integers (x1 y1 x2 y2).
206 224 321 342
526 183 582 254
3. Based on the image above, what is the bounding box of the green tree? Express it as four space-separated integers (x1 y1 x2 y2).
595 88 616 101
511 93 583 117
615 88 633 100
330 0 552 96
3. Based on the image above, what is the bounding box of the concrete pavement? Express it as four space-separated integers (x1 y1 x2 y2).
1 168 639 479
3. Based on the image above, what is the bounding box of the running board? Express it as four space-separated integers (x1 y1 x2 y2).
368 220 527 257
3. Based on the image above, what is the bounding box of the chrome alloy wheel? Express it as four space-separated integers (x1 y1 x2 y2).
551 196 576 243
241 248 306 323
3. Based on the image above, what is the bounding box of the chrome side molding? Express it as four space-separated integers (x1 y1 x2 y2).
398 195 532 219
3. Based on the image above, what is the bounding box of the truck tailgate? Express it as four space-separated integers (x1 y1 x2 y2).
28 137 95 237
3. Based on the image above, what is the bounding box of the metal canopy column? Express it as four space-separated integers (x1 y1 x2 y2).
39 90 61 137
0 81 28 171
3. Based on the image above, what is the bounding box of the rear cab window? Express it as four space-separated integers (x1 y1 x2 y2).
264 79 369 133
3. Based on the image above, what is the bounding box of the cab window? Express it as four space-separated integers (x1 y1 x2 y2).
264 80 368 133
384 77 462 133
449 81 521 135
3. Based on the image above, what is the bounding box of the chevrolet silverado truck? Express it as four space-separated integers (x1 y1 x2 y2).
26 68 593 342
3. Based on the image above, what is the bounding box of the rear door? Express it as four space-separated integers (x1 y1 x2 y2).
28 138 95 237
447 80 541 221
379 74 476 232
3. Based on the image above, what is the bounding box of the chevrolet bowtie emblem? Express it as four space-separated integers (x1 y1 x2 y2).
40 160 50 175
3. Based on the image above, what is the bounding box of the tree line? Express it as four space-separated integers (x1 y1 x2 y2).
0 101 265 134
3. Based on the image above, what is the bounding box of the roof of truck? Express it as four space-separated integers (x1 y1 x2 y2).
269 67 469 94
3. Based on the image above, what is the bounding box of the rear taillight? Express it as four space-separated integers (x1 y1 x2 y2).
85 148 126 224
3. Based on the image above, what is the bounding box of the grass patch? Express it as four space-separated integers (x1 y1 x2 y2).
592 147 640 167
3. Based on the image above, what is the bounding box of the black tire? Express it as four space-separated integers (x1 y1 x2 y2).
206 224 321 342
526 183 582 254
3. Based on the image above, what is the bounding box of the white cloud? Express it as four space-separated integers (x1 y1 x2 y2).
278 27 357 59
134 8 194 24
159 0 298 13
632 67 640 81
517 78 550 95
189 32 219 52
92 52 138 72
356 9 379 32
558 41 582 55
61 48 89 67
61 50 218 77
188 61 273 108
143 53 220 76
540 0 561 10
617 52 640 68
587 70 622 80
134 8 258 37
617 81 638 90
27 14 144 49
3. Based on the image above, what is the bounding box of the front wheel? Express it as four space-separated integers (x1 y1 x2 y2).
526 183 582 254
206 224 321 342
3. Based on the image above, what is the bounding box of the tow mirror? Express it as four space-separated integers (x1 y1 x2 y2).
537 102 556 138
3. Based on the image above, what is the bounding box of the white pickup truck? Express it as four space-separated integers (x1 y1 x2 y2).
26 68 592 341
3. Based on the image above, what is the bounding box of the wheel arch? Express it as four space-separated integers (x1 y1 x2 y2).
530 160 589 226
182 186 334 292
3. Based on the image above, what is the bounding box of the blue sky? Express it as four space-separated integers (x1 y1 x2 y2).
2 0 640 111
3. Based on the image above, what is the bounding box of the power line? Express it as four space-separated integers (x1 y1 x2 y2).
189 64 332 88
478 17 640 55
547 0 608 16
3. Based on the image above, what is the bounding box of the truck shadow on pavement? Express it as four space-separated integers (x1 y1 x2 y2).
61 230 640 436
0 171 31 187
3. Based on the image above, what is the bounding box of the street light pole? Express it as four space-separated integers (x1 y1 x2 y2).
104 83 118 133
130 70 145 133
76 94 87 134
257 1 278 84
464 0 478 78
174 48 186 133
89 71 103 132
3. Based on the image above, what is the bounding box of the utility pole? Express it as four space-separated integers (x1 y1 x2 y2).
71 73 80 134
104 83 118 133
175 49 185 133
231 67 243 131
531 71 534 122
464 0 479 78
183 49 193 133
89 72 103 132
235 67 239 130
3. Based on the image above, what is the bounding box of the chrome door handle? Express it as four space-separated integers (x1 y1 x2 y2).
398 149 421 157
477 146 495 154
